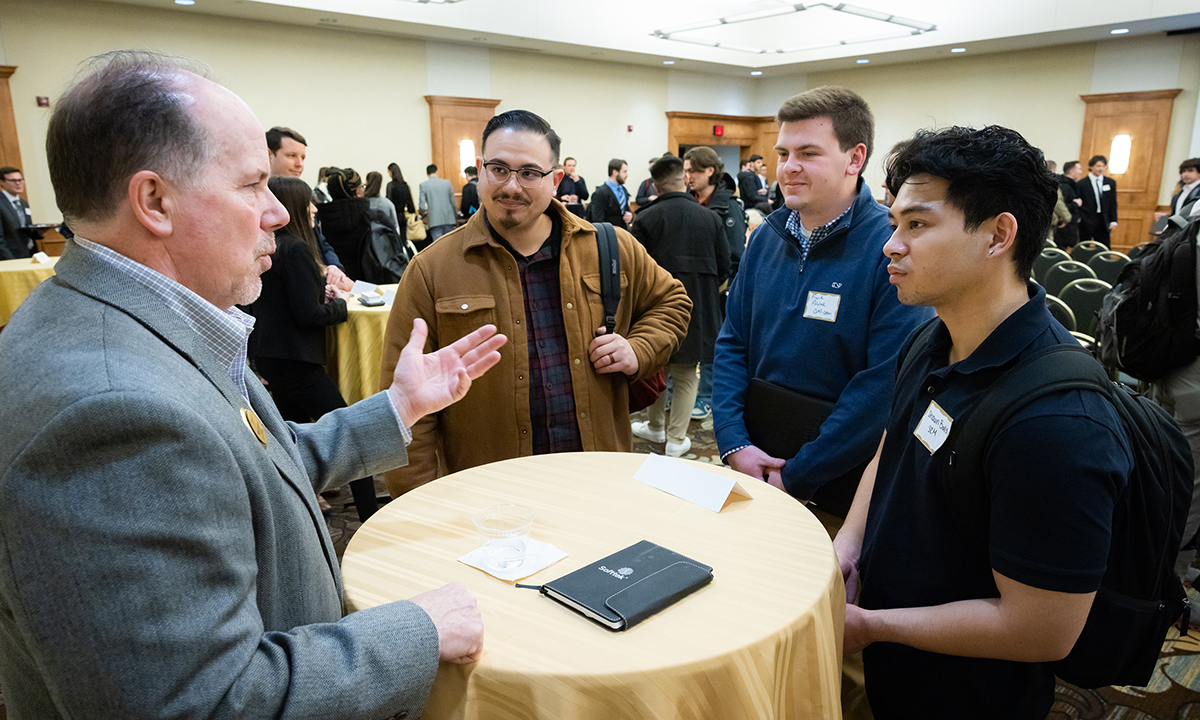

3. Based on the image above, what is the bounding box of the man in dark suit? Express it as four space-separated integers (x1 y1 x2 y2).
1053 160 1085 249
0 51 505 718
588 158 632 229
0 166 34 259
737 154 770 213
1076 154 1118 247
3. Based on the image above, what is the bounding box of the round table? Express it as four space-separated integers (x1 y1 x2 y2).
331 284 398 404
0 256 58 326
342 452 845 720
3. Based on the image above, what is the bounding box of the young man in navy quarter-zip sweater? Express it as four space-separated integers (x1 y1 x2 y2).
712 86 933 520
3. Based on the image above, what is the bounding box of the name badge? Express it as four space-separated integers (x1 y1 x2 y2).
914 400 953 454
803 291 840 322
1102 184 1112 192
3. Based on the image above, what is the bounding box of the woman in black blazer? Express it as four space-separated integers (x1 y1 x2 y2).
253 176 352 420
253 177 378 518
386 163 416 242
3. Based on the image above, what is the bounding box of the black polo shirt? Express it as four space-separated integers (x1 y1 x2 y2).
858 283 1132 719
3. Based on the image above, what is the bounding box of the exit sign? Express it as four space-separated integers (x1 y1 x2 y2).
713 125 724 136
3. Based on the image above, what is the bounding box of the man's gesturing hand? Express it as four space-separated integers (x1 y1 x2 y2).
388 319 507 428
410 583 484 664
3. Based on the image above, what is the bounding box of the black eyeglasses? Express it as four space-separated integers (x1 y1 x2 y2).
482 161 555 188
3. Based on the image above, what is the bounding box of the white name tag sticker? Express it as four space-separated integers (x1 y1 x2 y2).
914 400 953 454
804 291 840 322
1103 184 1112 192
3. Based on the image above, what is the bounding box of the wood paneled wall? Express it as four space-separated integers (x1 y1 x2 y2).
0 67 23 183
666 112 778 185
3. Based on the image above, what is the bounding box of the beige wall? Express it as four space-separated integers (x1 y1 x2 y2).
2 0 1198 223
808 44 1098 201
489 50 671 190
807 35 1200 206
2 0 432 223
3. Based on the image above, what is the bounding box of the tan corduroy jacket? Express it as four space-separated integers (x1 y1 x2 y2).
380 200 691 496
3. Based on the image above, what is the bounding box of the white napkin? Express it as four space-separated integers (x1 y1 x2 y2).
458 537 568 582
350 280 378 295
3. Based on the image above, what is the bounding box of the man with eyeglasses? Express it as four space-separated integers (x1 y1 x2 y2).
0 167 35 259
380 109 691 497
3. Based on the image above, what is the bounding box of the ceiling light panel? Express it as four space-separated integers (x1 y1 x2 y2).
652 2 936 55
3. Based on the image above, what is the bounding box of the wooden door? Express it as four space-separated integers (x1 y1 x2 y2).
425 96 501 198
1078 89 1180 252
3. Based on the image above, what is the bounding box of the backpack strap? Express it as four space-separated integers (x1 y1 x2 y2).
942 343 1115 549
895 317 942 391
594 222 620 336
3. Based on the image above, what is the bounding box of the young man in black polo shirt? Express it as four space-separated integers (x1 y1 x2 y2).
833 125 1133 719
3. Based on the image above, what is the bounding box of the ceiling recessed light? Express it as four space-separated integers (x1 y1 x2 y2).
750 70 763 76
856 58 869 64
663 60 675 65
1110 28 1129 35
175 0 195 5
950 47 966 53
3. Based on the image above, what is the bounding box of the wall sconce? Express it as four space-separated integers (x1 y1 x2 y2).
1109 134 1131 175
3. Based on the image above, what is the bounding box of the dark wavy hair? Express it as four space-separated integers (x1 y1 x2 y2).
268 176 321 268
327 167 362 200
885 125 1056 281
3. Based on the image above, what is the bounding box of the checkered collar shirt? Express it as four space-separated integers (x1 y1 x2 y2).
485 210 583 455
74 236 256 402
784 204 853 271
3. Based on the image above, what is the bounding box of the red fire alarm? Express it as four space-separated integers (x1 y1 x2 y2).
36 96 50 108
713 125 724 137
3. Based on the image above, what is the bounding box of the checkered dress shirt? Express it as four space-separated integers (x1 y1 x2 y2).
784 206 852 271
74 237 257 401
487 213 583 455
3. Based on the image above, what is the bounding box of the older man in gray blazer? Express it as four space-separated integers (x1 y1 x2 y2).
0 52 505 719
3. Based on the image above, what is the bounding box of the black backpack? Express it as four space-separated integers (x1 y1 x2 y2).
359 221 411 285
1097 216 1200 381
899 321 1193 688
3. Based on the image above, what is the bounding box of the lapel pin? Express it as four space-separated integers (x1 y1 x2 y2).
241 407 268 447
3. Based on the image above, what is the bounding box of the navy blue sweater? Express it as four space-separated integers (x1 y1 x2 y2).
713 180 934 500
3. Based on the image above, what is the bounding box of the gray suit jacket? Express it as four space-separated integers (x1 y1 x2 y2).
0 241 438 718
418 176 457 228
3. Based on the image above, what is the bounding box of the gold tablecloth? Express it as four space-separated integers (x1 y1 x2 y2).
342 452 845 720
332 284 398 404
0 257 58 326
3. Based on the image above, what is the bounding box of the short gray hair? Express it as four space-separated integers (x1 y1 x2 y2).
47 51 215 225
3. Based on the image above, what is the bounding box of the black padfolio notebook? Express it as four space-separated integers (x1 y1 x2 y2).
743 377 835 459
541 540 713 631
743 378 866 517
